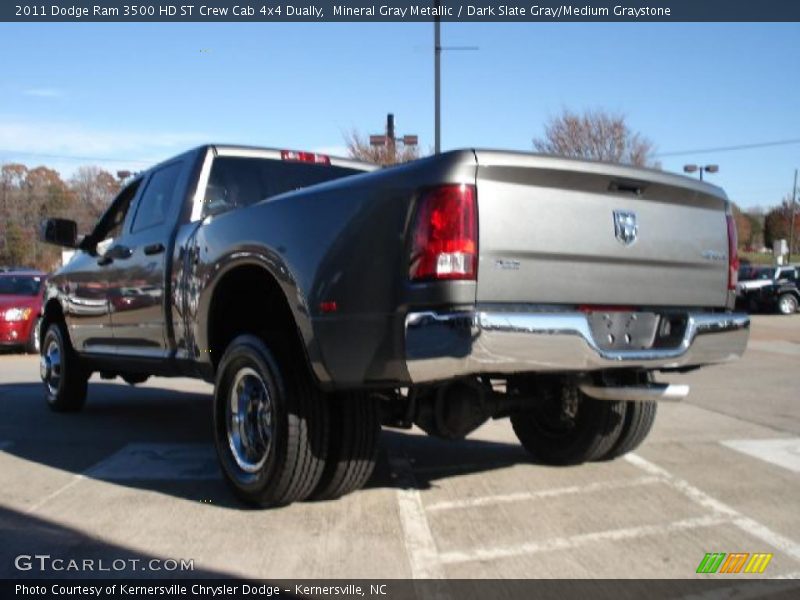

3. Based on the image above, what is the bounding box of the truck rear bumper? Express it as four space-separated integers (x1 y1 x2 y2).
404 310 749 383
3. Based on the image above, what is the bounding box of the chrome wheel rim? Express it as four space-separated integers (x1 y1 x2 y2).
41 338 62 395
226 367 274 473
780 296 797 314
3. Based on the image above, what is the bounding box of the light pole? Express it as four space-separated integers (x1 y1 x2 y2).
683 164 719 181
433 1 477 154
369 113 418 164
434 2 440 154
788 168 798 263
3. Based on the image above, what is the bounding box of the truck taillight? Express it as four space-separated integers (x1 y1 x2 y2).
280 150 331 165
409 184 477 281
726 214 739 290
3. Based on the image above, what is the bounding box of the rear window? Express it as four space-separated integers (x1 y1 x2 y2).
203 156 362 217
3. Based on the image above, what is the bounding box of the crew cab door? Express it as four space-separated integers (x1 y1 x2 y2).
64 179 142 353
105 160 184 357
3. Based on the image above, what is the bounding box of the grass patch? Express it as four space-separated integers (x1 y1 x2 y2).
740 251 776 265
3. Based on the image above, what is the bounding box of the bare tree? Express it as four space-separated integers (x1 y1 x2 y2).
344 129 420 166
764 197 800 254
731 203 753 250
69 166 120 220
533 109 657 167
0 163 76 270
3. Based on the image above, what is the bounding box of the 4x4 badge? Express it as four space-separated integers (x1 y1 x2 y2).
613 210 638 246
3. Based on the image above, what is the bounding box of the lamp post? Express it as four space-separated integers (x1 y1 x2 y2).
369 113 418 164
788 168 797 263
433 1 477 154
683 164 719 181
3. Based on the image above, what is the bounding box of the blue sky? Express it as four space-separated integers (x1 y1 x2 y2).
0 22 798 209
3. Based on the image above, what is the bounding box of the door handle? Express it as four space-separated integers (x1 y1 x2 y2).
112 245 133 259
144 243 165 256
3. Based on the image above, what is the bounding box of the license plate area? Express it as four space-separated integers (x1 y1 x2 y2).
587 312 660 351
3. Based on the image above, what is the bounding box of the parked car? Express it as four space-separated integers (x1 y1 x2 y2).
737 264 799 314
38 145 749 506
0 270 46 353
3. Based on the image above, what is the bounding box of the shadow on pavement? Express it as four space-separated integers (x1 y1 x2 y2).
0 505 238 579
0 382 536 510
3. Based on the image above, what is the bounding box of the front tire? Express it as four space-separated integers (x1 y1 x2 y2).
41 322 88 412
213 335 329 507
510 383 626 465
310 393 381 501
777 293 798 315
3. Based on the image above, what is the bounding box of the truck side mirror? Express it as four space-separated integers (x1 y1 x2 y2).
40 218 78 248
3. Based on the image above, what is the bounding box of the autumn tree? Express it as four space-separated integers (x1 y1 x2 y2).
731 204 753 249
69 166 121 229
3 222 33 266
533 109 657 167
0 161 123 271
745 212 764 250
344 129 421 166
763 198 800 254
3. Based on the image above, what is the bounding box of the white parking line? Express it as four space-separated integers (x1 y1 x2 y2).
26 443 220 514
437 514 728 564
26 475 85 514
721 438 800 474
626 453 800 562
426 475 661 512
390 456 445 579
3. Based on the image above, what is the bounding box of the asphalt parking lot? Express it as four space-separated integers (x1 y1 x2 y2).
0 315 798 580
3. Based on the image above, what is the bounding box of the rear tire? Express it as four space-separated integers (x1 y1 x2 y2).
600 401 657 460
213 335 329 507
510 383 626 465
311 393 381 501
777 293 798 315
41 322 88 412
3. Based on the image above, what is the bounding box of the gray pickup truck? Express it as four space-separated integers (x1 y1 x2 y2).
39 145 749 506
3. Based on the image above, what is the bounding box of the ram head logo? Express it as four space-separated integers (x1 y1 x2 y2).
613 210 638 246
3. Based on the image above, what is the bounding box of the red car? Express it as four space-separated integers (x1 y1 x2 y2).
0 270 46 353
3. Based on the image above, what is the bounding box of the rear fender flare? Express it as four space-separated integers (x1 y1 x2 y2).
194 247 330 385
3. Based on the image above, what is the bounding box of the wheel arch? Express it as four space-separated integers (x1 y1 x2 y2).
40 298 68 351
199 254 328 385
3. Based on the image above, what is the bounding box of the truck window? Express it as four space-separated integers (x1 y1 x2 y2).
131 162 182 233
90 179 141 249
202 156 362 217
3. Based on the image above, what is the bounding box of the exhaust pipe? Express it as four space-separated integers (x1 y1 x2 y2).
578 382 689 402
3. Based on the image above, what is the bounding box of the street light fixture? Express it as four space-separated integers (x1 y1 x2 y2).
369 113 418 164
683 164 719 181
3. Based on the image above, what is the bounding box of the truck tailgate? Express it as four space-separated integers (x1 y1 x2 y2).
474 151 731 308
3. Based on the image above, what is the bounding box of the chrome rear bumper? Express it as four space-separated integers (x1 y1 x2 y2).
404 310 749 383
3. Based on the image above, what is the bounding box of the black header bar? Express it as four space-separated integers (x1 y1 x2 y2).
4 1 800 23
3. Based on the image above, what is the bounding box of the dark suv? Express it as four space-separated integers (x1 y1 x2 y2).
737 264 799 315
